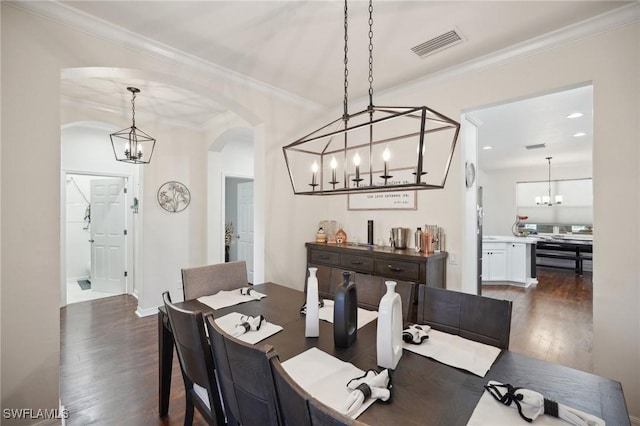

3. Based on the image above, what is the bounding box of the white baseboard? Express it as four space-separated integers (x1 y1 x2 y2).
631 415 640 426
135 305 159 318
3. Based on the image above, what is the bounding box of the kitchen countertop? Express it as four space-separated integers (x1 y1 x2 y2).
483 235 539 244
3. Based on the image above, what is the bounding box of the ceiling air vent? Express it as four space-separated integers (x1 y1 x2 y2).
525 143 546 150
411 29 463 58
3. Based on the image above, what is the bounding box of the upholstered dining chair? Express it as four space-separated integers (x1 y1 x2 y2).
182 260 248 301
204 313 280 426
162 292 226 426
417 285 513 349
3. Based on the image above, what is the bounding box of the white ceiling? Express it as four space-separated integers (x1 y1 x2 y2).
473 84 593 171
15 0 634 166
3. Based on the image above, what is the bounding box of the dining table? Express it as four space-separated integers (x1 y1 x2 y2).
158 282 630 425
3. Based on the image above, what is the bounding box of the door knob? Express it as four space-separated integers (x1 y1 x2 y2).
89 239 95 243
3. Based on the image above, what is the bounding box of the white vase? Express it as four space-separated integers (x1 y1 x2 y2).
305 267 320 337
377 280 403 369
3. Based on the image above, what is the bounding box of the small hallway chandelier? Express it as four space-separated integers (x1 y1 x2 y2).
110 87 156 164
536 156 563 206
283 0 459 195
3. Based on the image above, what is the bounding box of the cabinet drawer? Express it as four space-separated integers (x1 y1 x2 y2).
340 254 375 274
310 249 340 266
375 259 420 282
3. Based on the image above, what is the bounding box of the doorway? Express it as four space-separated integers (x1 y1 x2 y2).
65 173 128 304
225 176 254 283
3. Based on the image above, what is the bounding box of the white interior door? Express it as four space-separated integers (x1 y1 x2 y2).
90 178 126 294
237 181 254 283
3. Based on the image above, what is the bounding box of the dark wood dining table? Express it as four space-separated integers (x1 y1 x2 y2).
158 282 630 425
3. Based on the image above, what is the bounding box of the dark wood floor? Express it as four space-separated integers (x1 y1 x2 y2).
60 267 592 425
482 267 593 373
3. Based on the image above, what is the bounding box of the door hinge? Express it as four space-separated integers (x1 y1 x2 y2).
124 271 128 277
124 229 127 235
124 187 127 193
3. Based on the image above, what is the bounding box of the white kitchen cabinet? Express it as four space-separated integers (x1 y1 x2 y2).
482 243 507 281
508 243 527 283
482 237 536 286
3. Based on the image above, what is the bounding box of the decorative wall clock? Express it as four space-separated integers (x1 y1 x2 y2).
157 181 191 213
465 162 476 188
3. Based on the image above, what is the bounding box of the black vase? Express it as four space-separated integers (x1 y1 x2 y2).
334 271 358 348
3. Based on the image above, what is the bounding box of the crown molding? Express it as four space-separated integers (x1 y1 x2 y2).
7 0 325 114
373 2 640 100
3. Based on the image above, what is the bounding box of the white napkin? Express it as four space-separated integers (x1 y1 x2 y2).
318 300 378 329
214 312 282 344
198 287 267 310
282 347 376 419
344 369 392 417
402 324 430 344
402 329 500 377
467 381 605 426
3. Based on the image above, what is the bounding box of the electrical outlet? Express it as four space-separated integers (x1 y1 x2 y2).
449 253 457 265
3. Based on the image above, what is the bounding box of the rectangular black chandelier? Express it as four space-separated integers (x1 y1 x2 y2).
282 105 460 195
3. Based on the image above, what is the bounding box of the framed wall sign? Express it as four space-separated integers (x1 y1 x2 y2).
347 168 417 210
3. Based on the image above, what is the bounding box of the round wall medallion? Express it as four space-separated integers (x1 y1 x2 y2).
465 162 476 188
157 181 191 213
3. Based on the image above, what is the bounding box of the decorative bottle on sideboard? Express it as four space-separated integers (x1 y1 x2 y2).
377 281 403 369
334 271 358 347
305 267 320 337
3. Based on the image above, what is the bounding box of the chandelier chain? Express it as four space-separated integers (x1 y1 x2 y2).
343 0 349 120
368 0 374 107
131 90 137 128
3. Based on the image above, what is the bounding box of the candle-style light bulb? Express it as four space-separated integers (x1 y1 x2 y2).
353 152 362 187
311 161 318 188
382 146 391 183
329 156 338 188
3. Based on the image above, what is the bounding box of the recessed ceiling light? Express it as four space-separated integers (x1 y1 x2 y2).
567 112 583 119
482 146 493 150
573 132 587 137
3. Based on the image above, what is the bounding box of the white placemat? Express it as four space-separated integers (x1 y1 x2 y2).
467 386 605 426
282 347 376 419
318 300 378 329
402 329 500 377
214 312 282 344
197 287 266 310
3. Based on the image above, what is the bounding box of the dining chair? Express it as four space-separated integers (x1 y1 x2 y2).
310 267 416 322
182 260 248 300
162 292 226 426
204 313 281 426
417 285 512 349
269 356 313 426
307 396 368 426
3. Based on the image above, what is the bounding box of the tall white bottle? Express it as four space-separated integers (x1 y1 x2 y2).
377 281 403 369
305 267 320 337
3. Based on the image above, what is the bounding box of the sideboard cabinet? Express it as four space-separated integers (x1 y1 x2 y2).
306 242 447 289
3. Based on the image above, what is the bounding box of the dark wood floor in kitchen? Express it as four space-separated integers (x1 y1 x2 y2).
60 267 592 425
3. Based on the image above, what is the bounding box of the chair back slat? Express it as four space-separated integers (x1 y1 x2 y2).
270 357 312 426
182 261 248 300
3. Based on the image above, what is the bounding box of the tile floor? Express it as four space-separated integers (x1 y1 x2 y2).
66 280 119 304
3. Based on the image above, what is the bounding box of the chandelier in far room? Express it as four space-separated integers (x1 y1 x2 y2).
110 87 156 165
535 157 563 206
